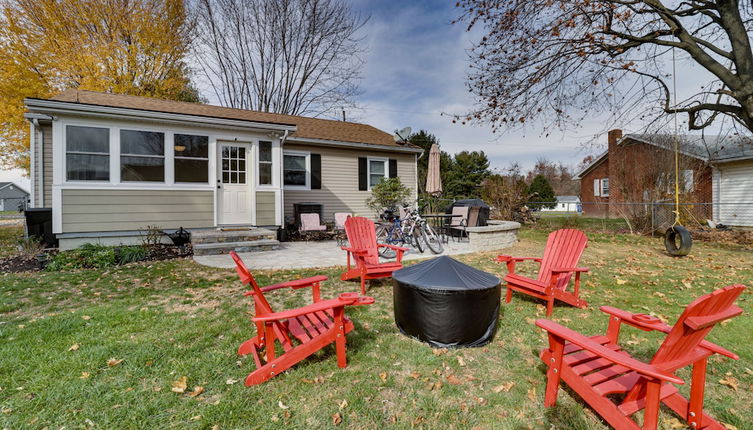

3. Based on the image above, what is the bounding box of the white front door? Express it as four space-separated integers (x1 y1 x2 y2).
218 142 253 225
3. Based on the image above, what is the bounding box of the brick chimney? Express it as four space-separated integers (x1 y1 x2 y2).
608 129 623 153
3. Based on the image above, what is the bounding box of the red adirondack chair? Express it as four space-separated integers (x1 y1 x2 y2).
536 284 745 430
230 251 374 386
340 216 407 295
496 228 588 316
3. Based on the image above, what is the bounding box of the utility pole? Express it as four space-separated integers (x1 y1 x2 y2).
341 107 346 121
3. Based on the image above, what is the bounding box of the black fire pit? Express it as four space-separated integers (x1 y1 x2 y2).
392 256 501 348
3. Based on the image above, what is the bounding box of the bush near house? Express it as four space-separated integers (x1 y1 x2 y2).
365 177 411 215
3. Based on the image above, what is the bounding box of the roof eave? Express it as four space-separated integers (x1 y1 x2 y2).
24 98 298 133
574 151 608 179
286 136 424 153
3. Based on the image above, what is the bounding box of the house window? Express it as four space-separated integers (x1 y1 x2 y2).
174 134 209 183
368 158 388 189
259 141 273 185
601 178 609 196
682 169 694 192
66 125 110 181
121 130 165 182
283 152 309 188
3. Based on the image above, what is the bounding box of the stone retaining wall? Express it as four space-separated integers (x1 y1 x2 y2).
466 220 521 252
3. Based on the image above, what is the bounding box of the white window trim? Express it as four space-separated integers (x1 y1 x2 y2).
367 156 389 190
283 150 310 190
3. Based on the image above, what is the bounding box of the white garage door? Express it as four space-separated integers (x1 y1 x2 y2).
717 162 753 226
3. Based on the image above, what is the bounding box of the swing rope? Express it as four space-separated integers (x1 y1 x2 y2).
672 47 681 227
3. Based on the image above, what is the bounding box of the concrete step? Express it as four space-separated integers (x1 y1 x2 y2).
192 239 280 256
191 228 276 245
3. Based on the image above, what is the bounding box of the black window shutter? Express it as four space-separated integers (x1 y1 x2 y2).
310 154 321 189
358 157 367 190
389 159 398 178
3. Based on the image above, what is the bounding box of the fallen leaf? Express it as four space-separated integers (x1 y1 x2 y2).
722 424 738 430
187 386 204 397
432 348 447 356
82 315 92 320
225 378 239 385
493 382 515 393
80 372 90 379
68 344 80 352
331 412 343 425
278 400 289 409
190 415 201 421
107 358 123 367
339 399 348 410
527 387 537 402
446 374 462 385
457 356 466 367
719 375 739 391
616 279 627 285
171 376 188 393
379 372 387 382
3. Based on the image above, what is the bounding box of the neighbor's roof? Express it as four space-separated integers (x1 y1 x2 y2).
34 89 415 150
575 133 753 179
556 195 580 203
0 182 29 195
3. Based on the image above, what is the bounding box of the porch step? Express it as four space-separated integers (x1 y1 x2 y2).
191 228 276 245
193 239 280 256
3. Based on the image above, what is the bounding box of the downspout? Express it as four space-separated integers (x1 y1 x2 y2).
33 118 44 208
29 121 35 208
279 130 290 227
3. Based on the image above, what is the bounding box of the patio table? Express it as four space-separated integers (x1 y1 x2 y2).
421 214 463 243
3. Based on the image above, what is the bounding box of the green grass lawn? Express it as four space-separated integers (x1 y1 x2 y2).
0 223 22 258
0 226 751 429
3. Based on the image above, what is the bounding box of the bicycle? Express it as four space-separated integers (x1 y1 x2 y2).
405 204 444 254
375 207 423 258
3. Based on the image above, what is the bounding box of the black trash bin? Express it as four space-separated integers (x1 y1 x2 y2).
393 256 501 348
24 208 56 247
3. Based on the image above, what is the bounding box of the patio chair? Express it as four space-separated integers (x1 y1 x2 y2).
536 284 745 430
299 213 327 238
496 228 588 316
340 216 407 294
445 206 469 242
231 251 374 386
333 212 352 246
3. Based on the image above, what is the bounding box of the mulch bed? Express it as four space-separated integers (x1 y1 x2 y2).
690 229 753 248
0 244 193 274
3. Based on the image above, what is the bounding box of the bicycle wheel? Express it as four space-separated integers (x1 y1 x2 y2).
421 223 444 254
411 226 425 253
376 224 397 258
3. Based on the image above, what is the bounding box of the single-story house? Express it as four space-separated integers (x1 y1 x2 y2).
539 195 581 213
0 182 29 211
576 129 753 227
25 90 421 249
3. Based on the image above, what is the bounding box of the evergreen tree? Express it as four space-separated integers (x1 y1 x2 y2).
445 151 490 199
527 174 556 210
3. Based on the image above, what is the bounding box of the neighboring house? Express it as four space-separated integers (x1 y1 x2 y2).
540 195 581 213
25 90 421 249
576 129 753 227
0 182 29 211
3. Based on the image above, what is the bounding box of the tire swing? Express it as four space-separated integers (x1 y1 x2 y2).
664 47 692 257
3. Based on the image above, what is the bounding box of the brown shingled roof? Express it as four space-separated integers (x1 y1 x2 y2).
47 89 411 149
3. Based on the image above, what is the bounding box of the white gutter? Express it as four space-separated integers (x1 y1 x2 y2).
28 121 35 208
24 113 53 207
24 99 297 133
279 129 290 226
287 136 424 154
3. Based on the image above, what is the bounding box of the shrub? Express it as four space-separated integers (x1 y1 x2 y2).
365 177 411 215
527 174 557 210
116 245 148 264
46 243 117 271
16 236 44 258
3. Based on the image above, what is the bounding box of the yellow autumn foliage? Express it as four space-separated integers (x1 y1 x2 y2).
0 0 199 171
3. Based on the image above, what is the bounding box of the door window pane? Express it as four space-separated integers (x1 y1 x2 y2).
66 125 110 181
120 130 165 182
221 145 247 184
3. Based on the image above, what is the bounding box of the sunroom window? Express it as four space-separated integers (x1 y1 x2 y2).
120 130 165 182
66 125 110 181
174 134 209 183
259 141 273 185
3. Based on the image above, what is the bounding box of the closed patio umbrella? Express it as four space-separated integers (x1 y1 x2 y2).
425 144 442 196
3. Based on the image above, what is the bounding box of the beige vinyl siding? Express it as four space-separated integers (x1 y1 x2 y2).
32 123 53 208
62 189 214 232
716 160 753 227
283 143 417 222
256 191 276 225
